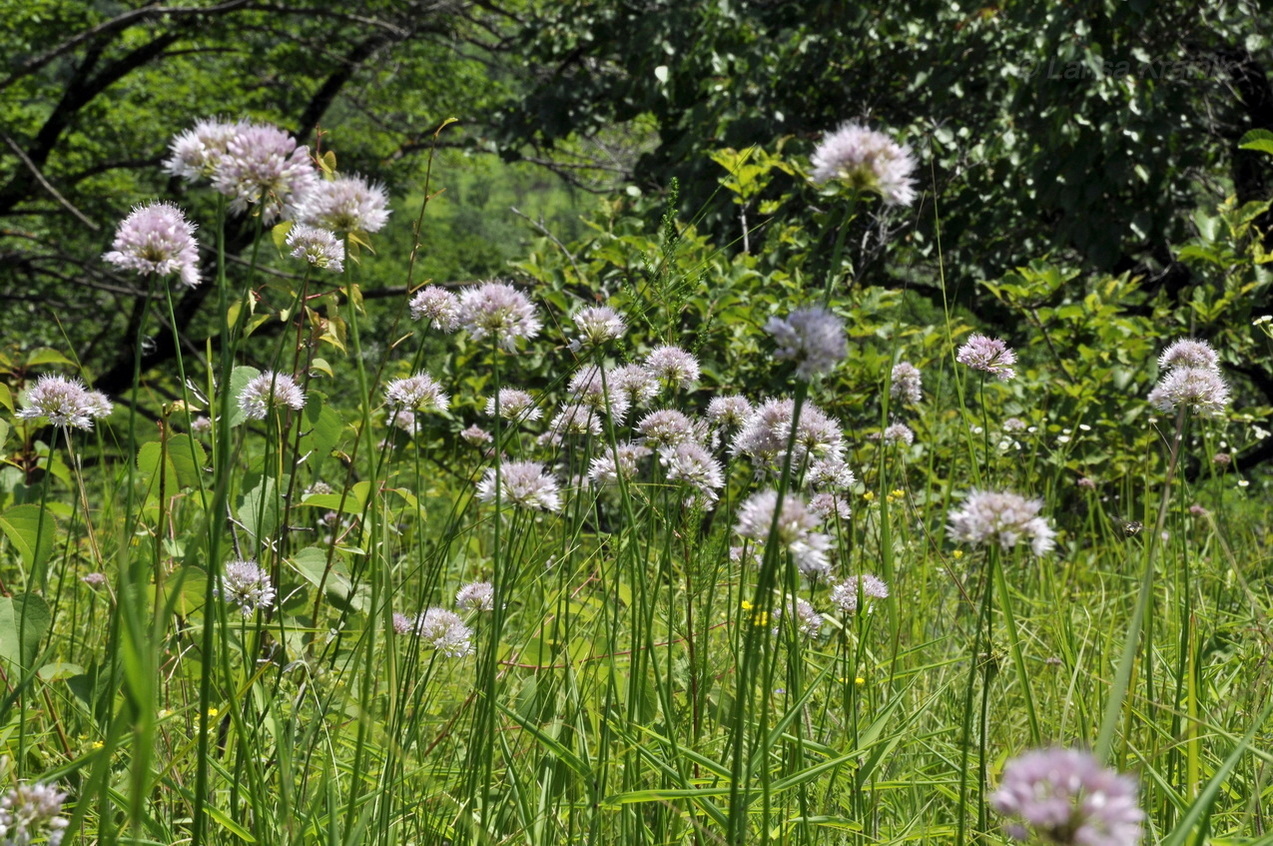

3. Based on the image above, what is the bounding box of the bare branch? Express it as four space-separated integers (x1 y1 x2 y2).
1 133 101 231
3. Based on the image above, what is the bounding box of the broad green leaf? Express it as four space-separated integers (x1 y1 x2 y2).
0 594 51 671
0 384 12 414
0 505 55 574
24 348 76 367
298 396 344 460
1238 128 1273 156
237 476 280 544
227 366 261 427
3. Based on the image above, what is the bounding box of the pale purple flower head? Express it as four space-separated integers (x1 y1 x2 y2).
455 581 495 612
17 375 111 430
707 395 752 428
990 748 1144 846
772 597 822 638
731 397 844 473
392 612 416 634
238 371 306 419
295 173 390 235
658 441 724 504
882 422 915 446
409 286 461 331
0 780 70 846
212 122 317 222
948 489 1056 555
219 559 275 616
807 452 856 490
643 345 700 391
569 366 630 423
164 117 243 182
609 364 659 407
808 492 852 522
1158 338 1218 371
285 224 344 271
81 572 108 587
457 282 541 349
765 306 846 379
103 201 200 288
890 361 922 404
735 490 833 579
589 443 651 486
830 573 889 615
415 607 474 657
809 122 918 207
477 460 561 512
385 373 448 412
484 388 542 422
957 334 1017 381
636 409 696 448
570 305 627 351
1148 367 1230 418
460 424 493 446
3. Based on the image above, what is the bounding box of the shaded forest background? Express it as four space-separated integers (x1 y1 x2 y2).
4 0 1273 460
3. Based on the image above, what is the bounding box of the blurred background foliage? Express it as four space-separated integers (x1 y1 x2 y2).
3 0 1273 472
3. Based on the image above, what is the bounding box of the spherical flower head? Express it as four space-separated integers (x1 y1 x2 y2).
589 443 651 485
890 361 923 404
990 748 1144 846
808 492 852 522
731 397 845 473
409 286 461 331
456 581 495 612
460 424 493 446
103 201 200 288
485 388 542 422
948 489 1056 555
610 363 659 407
415 607 474 657
765 306 846 379
807 452 856 490
658 441 724 504
238 371 305 420
568 366 630 423
707 395 752 428
1148 366 1230 418
457 282 541 349
212 122 317 222
17 375 109 431
385 373 448 412
882 422 915 446
392 612 416 634
164 117 243 182
477 460 561 512
285 224 344 271
735 490 833 577
0 781 70 846
219 560 275 616
830 573 889 615
296 173 390 235
643 345 700 391
809 121 918 207
772 597 822 638
570 305 627 351
957 334 1017 381
1158 338 1218 371
636 408 696 448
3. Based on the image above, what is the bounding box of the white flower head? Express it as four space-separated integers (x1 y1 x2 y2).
810 121 918 206
238 371 306 420
765 306 846 379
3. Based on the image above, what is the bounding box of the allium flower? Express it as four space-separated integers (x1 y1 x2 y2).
476 461 561 512
1149 338 1229 418
392 613 416 634
542 403 604 443
609 364 659 407
990 748 1144 846
765 306 846 379
385 373 448 412
81 572 108 587
456 581 495 611
882 422 915 446
809 122 918 207
589 443 651 485
808 492 852 522
1003 417 1028 433
659 441 724 504
948 489 1056 556
409 286 461 331
807 452 856 490
456 282 541 349
460 424 493 446
238 371 306 419
957 334 1017 381
643 346 700 391
212 122 317 221
219 560 275 616
164 117 243 182
190 415 212 435
830 573 889 615
484 388 542 422
569 366 630 422
635 409 696 448
17 375 111 430
285 224 344 271
0 781 70 846
707 395 752 428
295 173 390 235
735 490 833 579
415 608 474 657
731 397 844 472
890 361 923 404
1158 338 1218 371
772 597 823 638
570 305 627 350
103 201 200 288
